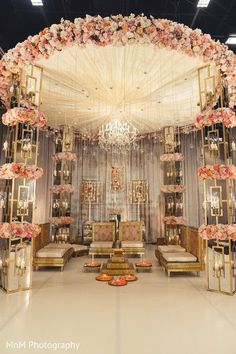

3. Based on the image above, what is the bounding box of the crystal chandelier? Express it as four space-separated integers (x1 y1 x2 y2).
98 119 138 151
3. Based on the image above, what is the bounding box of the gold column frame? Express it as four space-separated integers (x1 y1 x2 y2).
206 239 236 295
4 237 34 293
210 186 223 217
20 64 43 108
197 64 217 112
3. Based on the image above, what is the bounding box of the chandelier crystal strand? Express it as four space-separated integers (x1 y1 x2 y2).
98 119 138 151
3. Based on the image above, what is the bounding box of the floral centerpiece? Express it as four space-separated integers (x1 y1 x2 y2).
160 153 184 162
163 216 186 225
52 152 77 161
0 163 43 180
49 216 74 225
0 222 41 239
198 165 236 180
195 108 236 129
2 107 47 128
199 224 236 240
50 184 74 193
1 15 236 108
161 185 186 193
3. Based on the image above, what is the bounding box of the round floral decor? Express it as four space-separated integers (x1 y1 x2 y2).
50 184 74 193
52 152 77 161
163 216 186 225
1 15 236 107
199 224 236 240
198 165 236 180
0 163 43 180
195 108 236 129
49 216 74 225
2 107 47 128
161 185 186 193
160 153 184 162
0 222 41 239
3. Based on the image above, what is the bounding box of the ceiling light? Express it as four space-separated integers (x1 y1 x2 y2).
226 35 236 45
31 0 43 6
197 0 211 7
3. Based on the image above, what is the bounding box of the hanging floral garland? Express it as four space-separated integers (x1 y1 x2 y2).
52 152 77 161
49 216 74 225
1 15 236 107
163 216 186 225
160 153 184 162
50 184 74 193
0 163 43 180
161 185 186 193
198 165 236 180
0 222 41 239
195 108 236 129
199 224 236 240
2 107 47 128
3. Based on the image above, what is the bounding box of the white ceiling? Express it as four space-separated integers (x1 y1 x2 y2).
35 43 213 133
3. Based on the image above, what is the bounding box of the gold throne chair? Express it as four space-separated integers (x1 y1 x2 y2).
89 222 115 258
119 221 145 257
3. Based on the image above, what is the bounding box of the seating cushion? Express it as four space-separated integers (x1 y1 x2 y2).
36 247 67 258
157 245 186 253
45 243 72 250
162 252 197 263
121 241 144 248
71 244 88 252
90 242 113 248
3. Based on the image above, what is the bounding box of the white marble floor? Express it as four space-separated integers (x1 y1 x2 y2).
1 245 236 354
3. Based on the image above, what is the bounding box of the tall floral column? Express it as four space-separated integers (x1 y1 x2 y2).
161 127 186 244
195 107 236 295
50 126 76 243
0 107 46 292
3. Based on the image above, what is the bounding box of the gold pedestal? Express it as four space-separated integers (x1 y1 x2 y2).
101 249 135 276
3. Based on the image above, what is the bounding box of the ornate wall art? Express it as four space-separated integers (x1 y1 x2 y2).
111 166 123 191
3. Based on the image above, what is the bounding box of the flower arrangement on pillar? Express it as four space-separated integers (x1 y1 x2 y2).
50 126 75 244
195 67 236 295
160 126 185 245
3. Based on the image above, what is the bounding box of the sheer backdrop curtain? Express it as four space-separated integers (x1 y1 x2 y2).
34 131 54 224
71 137 164 243
181 132 203 228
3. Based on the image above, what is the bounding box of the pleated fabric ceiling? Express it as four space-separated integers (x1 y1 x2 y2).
35 44 216 133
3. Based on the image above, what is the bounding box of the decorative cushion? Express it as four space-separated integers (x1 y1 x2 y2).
36 247 67 258
157 245 186 253
162 252 197 262
90 242 113 248
45 243 72 250
121 241 144 248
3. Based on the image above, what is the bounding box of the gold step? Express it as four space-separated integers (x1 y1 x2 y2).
107 262 130 269
110 257 125 263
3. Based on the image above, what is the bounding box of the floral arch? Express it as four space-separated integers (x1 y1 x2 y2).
0 14 236 129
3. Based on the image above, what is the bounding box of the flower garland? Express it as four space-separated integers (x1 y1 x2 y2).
199 224 236 240
161 185 186 193
50 184 74 193
1 15 236 107
0 222 41 239
160 153 184 162
163 216 186 225
195 108 236 129
198 165 236 180
2 107 47 128
49 216 74 226
0 163 43 180
52 152 77 161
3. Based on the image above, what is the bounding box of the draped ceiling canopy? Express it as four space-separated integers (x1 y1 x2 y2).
1 15 236 134
37 44 209 133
